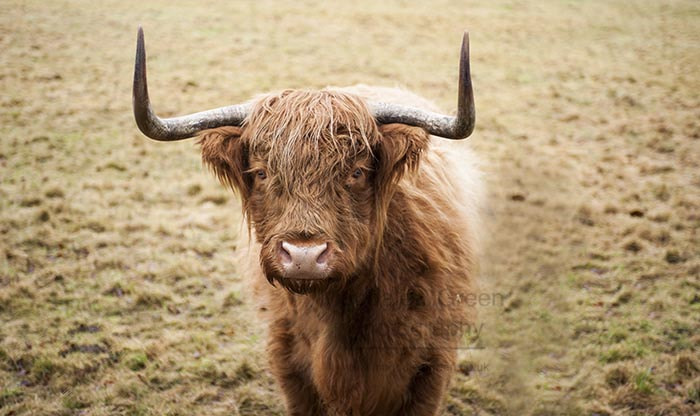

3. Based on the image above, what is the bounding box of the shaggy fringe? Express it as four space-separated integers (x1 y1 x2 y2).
245 89 379 194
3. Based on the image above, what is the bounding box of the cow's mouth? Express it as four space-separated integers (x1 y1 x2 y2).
271 275 340 295
261 258 343 294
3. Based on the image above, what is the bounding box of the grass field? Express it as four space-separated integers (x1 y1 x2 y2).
1 0 699 415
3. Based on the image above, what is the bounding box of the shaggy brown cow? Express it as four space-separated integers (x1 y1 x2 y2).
132 28 483 416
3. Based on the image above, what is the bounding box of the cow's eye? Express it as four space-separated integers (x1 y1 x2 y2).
256 170 267 180
351 168 363 179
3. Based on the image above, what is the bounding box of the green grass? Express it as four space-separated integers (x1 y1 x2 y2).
1 0 699 415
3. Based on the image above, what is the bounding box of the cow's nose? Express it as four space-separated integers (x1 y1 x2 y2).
279 241 331 279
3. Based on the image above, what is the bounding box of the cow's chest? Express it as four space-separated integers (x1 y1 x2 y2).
304 315 424 414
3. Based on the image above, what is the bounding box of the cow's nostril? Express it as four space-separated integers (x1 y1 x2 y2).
316 244 330 265
278 242 293 265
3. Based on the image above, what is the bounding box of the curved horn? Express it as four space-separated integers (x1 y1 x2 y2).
133 27 250 141
369 32 475 139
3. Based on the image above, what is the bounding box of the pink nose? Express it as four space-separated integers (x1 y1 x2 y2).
279 241 330 279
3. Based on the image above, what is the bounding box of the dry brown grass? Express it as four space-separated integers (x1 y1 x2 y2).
1 0 699 415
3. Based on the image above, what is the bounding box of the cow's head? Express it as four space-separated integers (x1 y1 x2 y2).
198 91 432 292
131 27 475 293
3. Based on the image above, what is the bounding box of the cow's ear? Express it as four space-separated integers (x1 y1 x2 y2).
198 126 250 199
375 123 430 188
371 124 430 252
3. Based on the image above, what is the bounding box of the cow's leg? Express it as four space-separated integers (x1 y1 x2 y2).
274 366 325 416
396 352 455 416
268 319 325 416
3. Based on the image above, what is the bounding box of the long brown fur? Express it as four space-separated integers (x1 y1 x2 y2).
198 87 483 415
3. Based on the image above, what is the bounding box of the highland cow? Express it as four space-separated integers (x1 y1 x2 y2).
132 27 483 415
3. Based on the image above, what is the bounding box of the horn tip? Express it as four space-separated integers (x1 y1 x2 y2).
137 26 144 46
136 25 144 45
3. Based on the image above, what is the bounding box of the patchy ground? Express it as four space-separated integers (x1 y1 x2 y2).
1 0 698 415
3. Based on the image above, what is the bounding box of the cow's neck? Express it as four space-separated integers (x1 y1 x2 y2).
305 273 380 344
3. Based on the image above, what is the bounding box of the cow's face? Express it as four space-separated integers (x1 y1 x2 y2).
199 90 429 294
